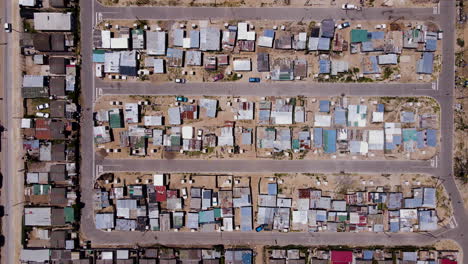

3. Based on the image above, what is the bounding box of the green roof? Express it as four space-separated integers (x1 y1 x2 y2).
170 135 181 146
109 113 123 128
292 139 300 150
64 207 75 223
93 49 105 55
351 29 368 43
33 184 51 195
214 208 222 218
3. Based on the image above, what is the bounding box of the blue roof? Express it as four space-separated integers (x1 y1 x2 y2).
268 183 277 195
189 30 200 48
314 128 323 147
363 250 374 260
316 211 327 222
377 104 384 112
240 207 252 231
319 100 330 112
385 142 396 150
242 252 252 264
417 52 434 74
334 108 347 125
323 129 336 153
317 37 330 51
390 221 400 232
427 129 437 147
417 131 425 148
264 29 275 38
425 39 437 51
364 56 380 74
319 60 331 74
401 111 415 123
93 51 105 63
199 210 215 224
369 31 385 39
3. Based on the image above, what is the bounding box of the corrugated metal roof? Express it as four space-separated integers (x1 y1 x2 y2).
426 129 437 147
323 129 336 153
314 128 323 147
417 52 434 74
319 60 330 74
351 29 369 43
240 206 252 231
319 100 330 112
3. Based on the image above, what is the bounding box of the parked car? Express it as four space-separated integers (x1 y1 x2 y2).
197 129 203 140
248 77 261 83
175 78 186 83
437 31 443 40
342 3 356 9
337 22 351 29
255 224 266 232
176 96 188 102
35 112 50 118
109 101 122 105
213 73 224 82
4 23 11 33
36 103 49 110
138 100 151 105
181 188 188 199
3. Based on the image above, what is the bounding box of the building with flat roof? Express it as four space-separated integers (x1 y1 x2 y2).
34 13 72 31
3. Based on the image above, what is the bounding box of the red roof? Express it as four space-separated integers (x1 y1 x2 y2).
331 251 353 263
166 190 178 198
35 119 51 139
155 186 167 202
440 259 457 264
298 189 310 199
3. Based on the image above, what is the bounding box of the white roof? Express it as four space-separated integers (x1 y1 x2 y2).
124 103 139 124
19 0 36 7
246 31 256 41
102 252 113 260
34 13 72 31
144 115 163 126
24 207 51 226
101 30 111 48
372 111 384 122
21 118 32 128
104 52 120 73
314 114 331 127
292 210 308 224
153 174 165 186
182 126 193 139
223 217 234 231
238 22 248 40
21 249 50 262
111 38 129 49
368 130 384 150
117 250 129 260
258 36 274 48
233 59 251 71
183 38 191 48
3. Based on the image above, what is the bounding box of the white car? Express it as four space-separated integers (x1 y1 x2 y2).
197 129 203 140
181 188 188 199
36 103 50 110
35 112 50 118
175 78 186 83
4 23 11 33
212 196 218 207
138 100 151 105
342 4 356 9
109 101 122 105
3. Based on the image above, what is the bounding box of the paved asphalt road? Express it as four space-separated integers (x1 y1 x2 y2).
97 80 437 97
79 0 468 260
97 159 434 174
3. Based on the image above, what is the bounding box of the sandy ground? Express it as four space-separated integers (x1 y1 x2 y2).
94 95 440 161
97 19 442 84
99 0 437 8
91 172 452 233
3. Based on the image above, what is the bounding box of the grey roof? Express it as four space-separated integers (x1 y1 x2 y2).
417 52 434 74
200 27 221 51
34 13 72 31
146 31 166 55
95 213 115 229
173 29 184 47
186 50 202 66
49 57 66 75
320 19 335 38
378 54 398 65
257 53 269 72
200 98 217 118
23 75 45 88
167 48 184 67
189 30 200 48
168 107 181 125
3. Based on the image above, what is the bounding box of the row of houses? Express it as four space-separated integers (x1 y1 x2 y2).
92 20 439 79
268 248 458 264
19 3 82 263
93 98 438 156
93 173 439 233
94 174 254 232
21 247 252 264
